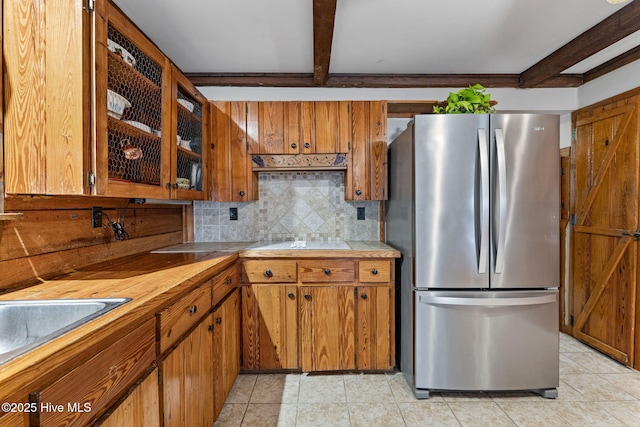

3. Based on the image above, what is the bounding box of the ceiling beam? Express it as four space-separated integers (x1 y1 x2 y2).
583 44 640 83
519 1 640 88
185 73 583 88
313 0 338 86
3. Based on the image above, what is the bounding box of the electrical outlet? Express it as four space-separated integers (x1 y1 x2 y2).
357 207 365 220
230 207 238 221
92 206 103 228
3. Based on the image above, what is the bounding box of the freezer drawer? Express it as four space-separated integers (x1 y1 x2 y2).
414 290 559 392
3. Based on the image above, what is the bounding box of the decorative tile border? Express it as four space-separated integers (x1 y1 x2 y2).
251 153 347 170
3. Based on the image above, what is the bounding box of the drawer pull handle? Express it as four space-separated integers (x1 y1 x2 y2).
189 305 198 314
264 269 273 278
226 278 232 285
239 191 245 196
288 292 295 300
304 142 310 149
216 317 222 324
361 294 368 300
371 269 378 275
291 143 297 149
304 294 312 301
324 268 331 275
355 189 362 196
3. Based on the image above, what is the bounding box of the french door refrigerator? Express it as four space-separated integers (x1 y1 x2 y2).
385 114 559 399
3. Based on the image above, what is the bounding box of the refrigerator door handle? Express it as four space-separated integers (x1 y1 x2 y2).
418 294 557 307
478 129 489 274
494 128 507 274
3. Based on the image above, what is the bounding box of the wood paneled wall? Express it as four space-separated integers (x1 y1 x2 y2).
0 196 184 293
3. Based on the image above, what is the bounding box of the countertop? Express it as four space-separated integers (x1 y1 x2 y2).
0 241 399 402
0 251 238 403
153 241 401 258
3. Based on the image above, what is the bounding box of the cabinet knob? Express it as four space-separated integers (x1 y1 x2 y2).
216 317 222 324
371 269 378 275
239 191 245 196
288 292 295 300
304 142 310 149
173 183 179 189
226 278 232 285
264 269 273 278
304 294 312 301
291 143 297 149
165 183 172 189
361 293 368 300
324 268 331 275
355 189 362 196
189 305 198 314
208 324 214 332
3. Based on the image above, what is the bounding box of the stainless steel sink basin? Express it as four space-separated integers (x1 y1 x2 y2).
0 298 130 365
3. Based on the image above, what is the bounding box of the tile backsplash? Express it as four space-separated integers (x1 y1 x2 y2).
194 172 380 242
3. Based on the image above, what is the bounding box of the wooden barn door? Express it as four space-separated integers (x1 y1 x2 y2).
571 97 639 366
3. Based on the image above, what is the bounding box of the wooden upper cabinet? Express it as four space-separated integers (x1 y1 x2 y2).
3 0 203 200
256 102 286 154
210 101 257 202
247 101 350 155
95 1 172 198
4 0 89 195
346 101 387 201
284 102 315 154
169 66 208 200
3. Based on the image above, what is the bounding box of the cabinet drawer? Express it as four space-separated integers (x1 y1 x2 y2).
213 264 239 307
359 260 391 283
299 260 355 283
243 260 297 283
157 283 212 353
32 319 155 427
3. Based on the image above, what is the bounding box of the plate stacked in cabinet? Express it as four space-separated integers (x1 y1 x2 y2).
175 90 203 191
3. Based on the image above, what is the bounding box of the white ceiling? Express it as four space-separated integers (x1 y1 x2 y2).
113 0 636 76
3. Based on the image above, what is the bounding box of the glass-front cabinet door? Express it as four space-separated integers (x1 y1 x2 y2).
170 67 208 200
95 1 171 198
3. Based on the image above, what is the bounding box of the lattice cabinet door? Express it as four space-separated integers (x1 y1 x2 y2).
170 66 209 200
94 1 172 198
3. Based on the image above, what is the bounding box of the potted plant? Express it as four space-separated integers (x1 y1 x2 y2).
433 84 496 114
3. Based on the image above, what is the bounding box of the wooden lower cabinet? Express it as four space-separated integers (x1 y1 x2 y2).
241 257 396 373
214 289 241 418
99 369 160 427
356 286 394 370
161 315 215 427
242 284 299 370
0 398 29 427
30 319 156 427
300 286 356 371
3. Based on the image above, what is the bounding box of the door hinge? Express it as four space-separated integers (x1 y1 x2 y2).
348 141 351 150
85 0 95 12
347 104 350 113
570 315 574 326
622 229 640 240
560 167 564 177
158 370 162 385
572 128 577 142
570 214 576 226
87 171 96 187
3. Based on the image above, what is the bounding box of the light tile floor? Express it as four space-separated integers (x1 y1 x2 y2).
215 333 640 426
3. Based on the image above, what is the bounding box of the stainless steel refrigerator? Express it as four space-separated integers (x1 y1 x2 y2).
385 114 559 399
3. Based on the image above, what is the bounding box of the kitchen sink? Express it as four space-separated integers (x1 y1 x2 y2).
0 298 130 365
